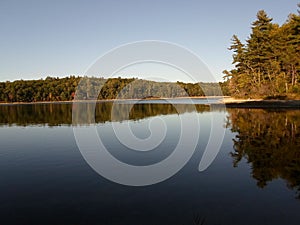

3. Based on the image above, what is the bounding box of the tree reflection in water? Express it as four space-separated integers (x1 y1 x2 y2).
227 108 300 198
0 102 210 126
3 103 299 199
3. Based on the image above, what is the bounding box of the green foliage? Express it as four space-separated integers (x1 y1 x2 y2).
224 5 300 98
0 76 80 102
0 76 223 103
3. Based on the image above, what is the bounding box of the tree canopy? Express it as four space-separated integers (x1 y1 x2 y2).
224 4 300 98
0 76 224 103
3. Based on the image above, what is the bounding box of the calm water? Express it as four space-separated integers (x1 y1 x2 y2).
0 101 300 225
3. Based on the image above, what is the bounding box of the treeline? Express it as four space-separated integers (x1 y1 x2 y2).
223 4 300 98
0 76 224 103
0 76 80 102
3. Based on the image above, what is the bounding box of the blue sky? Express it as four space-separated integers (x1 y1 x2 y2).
0 0 299 82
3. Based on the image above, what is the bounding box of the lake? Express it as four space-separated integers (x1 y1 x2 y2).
0 101 300 225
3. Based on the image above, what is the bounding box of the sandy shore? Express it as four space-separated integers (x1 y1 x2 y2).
220 97 300 108
1 96 300 108
221 97 263 103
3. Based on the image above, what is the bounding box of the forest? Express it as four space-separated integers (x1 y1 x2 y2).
0 76 224 103
223 4 300 98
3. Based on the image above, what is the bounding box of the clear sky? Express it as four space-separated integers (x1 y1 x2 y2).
0 0 299 82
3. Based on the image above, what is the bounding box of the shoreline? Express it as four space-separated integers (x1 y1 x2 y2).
0 96 300 108
218 97 300 108
0 96 225 105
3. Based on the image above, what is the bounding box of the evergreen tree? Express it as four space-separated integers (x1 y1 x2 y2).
224 4 300 98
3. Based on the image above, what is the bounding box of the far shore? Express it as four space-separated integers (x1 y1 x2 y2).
0 96 300 108
0 96 224 105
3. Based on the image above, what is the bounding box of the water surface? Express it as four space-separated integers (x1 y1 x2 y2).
0 102 300 225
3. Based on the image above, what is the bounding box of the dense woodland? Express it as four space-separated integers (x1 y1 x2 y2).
223 4 300 98
0 76 224 103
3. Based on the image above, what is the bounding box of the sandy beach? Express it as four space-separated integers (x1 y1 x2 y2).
1 96 300 108
220 97 300 108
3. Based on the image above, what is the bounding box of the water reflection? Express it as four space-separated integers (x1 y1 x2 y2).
1 104 300 224
0 102 210 126
227 109 300 198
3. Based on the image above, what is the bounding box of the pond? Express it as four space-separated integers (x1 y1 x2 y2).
0 101 300 225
